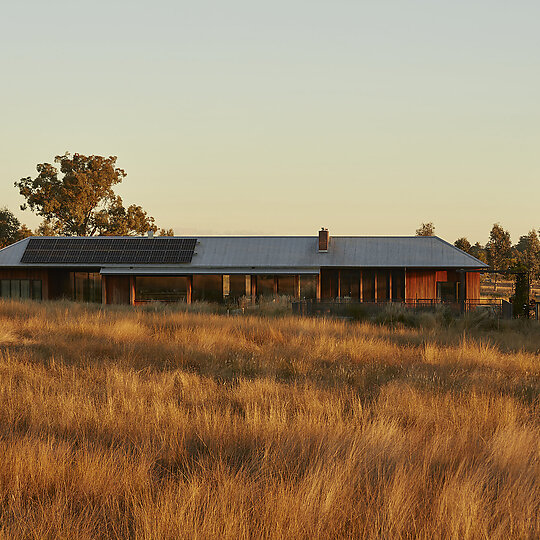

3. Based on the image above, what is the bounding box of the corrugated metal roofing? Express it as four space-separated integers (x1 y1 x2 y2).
0 235 488 271
0 238 29 266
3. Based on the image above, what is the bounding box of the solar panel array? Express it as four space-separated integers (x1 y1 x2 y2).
21 237 197 265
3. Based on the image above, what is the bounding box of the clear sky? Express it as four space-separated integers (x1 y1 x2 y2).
1 1 539 243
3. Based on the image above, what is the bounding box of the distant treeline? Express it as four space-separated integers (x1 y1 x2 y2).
416 221 540 278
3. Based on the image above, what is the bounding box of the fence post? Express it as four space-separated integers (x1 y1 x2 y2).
458 269 466 314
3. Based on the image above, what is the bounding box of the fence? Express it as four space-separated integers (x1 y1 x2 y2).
291 299 513 319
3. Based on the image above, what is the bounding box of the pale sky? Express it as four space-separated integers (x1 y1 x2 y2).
1 1 539 244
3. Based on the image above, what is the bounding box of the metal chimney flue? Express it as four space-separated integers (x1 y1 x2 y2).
318 228 329 252
147 230 154 238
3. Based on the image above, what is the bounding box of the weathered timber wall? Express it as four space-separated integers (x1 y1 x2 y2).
104 276 131 305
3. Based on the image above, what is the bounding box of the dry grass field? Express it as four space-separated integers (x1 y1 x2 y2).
0 300 538 539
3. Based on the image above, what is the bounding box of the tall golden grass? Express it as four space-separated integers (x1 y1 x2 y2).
0 300 538 539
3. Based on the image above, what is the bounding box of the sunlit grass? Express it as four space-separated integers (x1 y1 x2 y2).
0 300 538 538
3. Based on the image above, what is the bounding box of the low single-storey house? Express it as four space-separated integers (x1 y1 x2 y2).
0 228 487 305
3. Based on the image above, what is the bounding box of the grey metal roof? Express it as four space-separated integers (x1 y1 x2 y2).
0 238 29 266
0 235 488 272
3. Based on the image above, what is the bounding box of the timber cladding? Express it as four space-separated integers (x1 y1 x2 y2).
466 272 481 300
104 276 131 305
405 270 437 301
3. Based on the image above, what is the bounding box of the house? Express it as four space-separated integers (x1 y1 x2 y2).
0 228 487 305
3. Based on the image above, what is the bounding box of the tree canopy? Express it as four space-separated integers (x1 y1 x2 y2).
515 230 540 277
415 222 435 236
0 207 20 248
486 223 513 271
0 207 32 248
15 153 160 236
470 242 488 264
454 237 472 253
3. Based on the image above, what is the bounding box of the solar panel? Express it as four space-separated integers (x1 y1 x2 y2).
20 237 197 265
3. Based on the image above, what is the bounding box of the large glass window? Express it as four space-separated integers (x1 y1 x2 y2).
20 280 30 299
256 275 274 298
74 272 87 302
1 280 9 298
340 270 360 299
227 275 249 299
10 280 20 299
437 282 458 302
320 270 338 299
362 271 375 302
277 275 296 297
73 272 102 303
90 273 101 302
32 280 42 300
0 279 42 300
193 275 223 302
391 270 405 301
300 275 317 299
135 276 188 302
376 270 390 302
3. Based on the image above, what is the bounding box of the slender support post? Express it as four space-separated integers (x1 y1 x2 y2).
102 276 107 305
458 269 466 314
527 271 531 319
186 276 192 304
251 275 257 304
404 268 407 302
129 276 135 306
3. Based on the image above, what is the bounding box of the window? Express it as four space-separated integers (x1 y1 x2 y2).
300 275 317 299
74 272 87 302
32 280 42 300
1 280 9 298
0 279 42 300
320 270 338 299
20 280 31 299
437 282 458 302
277 275 296 297
362 271 375 302
339 270 360 299
226 275 249 299
10 280 21 299
376 270 390 302
135 276 188 302
256 275 274 298
391 270 405 301
73 272 102 303
193 275 223 302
